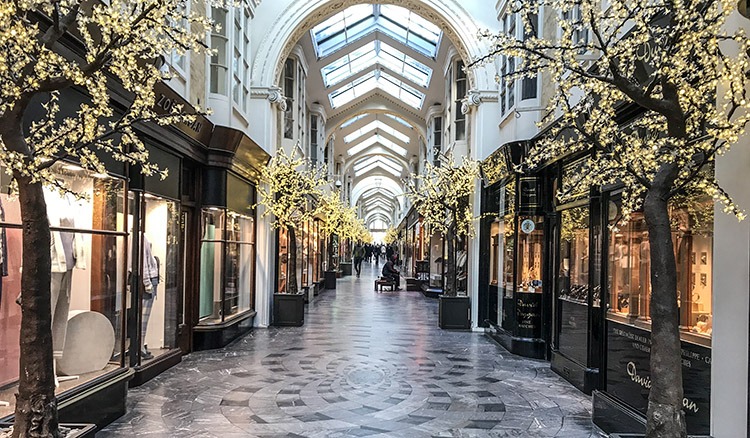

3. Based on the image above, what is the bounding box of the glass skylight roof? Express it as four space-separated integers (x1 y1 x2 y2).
355 162 401 177
354 155 403 173
344 120 410 144
321 40 432 88
385 114 413 129
329 70 425 109
311 4 442 59
340 114 369 129
347 134 408 157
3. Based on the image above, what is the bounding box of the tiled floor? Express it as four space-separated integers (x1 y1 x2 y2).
100 262 598 437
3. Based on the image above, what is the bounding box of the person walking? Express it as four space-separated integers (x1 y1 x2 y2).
353 243 365 277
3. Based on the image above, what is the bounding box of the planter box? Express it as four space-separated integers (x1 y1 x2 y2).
0 423 96 438
324 270 337 290
439 295 471 329
273 293 305 326
340 262 352 276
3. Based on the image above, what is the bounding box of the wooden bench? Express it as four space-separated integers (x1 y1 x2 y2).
374 277 397 292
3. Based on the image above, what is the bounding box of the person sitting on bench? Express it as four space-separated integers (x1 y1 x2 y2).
382 254 401 290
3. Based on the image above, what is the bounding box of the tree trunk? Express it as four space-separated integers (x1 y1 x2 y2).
287 225 298 294
445 227 456 296
643 175 686 438
12 176 60 438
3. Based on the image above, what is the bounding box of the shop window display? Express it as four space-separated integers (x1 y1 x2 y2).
517 216 544 293
556 206 590 365
558 207 590 303
130 194 181 362
607 196 713 340
487 182 515 329
278 226 289 292
0 163 127 416
198 208 255 323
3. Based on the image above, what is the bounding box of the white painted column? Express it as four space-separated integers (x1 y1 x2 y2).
466 92 499 329
248 90 281 328
711 11 750 437
712 138 750 437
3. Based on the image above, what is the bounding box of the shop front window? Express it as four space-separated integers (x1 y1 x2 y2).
0 163 127 416
198 208 255 323
136 194 180 363
278 226 289 292
225 211 254 316
301 220 309 287
517 216 544 293
607 196 713 340
557 206 590 364
559 207 590 302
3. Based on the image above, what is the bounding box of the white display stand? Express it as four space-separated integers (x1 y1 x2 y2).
57 310 115 376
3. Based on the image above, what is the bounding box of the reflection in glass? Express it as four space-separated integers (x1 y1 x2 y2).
0 162 126 416
607 196 714 339
139 195 180 362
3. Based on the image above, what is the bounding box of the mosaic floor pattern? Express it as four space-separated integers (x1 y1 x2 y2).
100 262 598 437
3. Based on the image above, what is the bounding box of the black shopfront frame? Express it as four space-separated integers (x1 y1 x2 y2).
480 171 550 360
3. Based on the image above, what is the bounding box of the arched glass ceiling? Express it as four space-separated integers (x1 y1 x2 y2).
352 176 403 207
344 120 410 144
311 4 442 59
355 162 401 178
321 40 432 88
329 69 425 109
354 155 402 172
346 134 408 157
340 114 368 128
385 114 413 129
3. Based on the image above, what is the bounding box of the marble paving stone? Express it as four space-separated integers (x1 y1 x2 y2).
99 262 597 438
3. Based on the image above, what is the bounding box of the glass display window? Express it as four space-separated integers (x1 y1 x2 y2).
301 220 309 287
558 207 590 303
311 220 320 283
606 195 713 341
428 230 444 287
517 215 544 293
278 226 289 292
556 206 591 365
198 207 255 324
130 193 181 364
0 163 127 417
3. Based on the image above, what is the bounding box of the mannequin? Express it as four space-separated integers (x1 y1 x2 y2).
44 186 86 384
140 234 159 360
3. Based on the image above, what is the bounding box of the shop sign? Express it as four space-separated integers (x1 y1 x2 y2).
516 292 542 339
519 176 541 214
152 82 212 147
606 321 710 435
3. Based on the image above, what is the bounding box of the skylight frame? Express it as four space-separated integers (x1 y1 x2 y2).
311 5 442 59
385 114 413 129
346 134 408 157
320 40 433 88
340 114 369 129
328 69 425 109
344 120 411 144
354 162 401 178
354 155 403 174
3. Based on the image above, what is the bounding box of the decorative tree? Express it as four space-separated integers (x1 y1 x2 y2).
470 1 750 436
316 190 349 270
258 148 326 294
406 152 480 296
0 0 216 434
383 227 398 245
